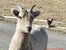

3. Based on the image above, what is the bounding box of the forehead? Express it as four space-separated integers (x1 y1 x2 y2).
19 9 33 18
27 9 31 12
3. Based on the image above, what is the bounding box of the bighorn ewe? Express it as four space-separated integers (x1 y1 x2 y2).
9 4 48 50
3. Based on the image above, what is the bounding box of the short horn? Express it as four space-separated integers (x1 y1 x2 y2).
17 5 24 12
30 4 36 12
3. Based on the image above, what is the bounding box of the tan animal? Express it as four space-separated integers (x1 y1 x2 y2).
9 4 48 50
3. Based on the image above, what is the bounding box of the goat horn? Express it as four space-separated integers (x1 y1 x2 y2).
17 5 24 12
30 4 36 12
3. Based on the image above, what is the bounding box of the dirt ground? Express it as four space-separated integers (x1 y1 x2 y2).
0 0 66 23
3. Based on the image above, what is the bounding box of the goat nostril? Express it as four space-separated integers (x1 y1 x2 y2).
27 27 32 32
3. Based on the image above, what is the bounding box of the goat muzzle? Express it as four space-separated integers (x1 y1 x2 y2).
27 26 32 32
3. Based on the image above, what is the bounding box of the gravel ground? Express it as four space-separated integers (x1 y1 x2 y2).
0 0 66 22
0 21 66 50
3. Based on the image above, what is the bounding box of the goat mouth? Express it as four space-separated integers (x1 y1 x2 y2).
18 16 22 19
27 26 32 32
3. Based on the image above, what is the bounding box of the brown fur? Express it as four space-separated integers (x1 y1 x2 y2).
19 32 30 50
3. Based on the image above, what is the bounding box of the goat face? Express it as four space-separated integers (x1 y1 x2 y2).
11 4 40 32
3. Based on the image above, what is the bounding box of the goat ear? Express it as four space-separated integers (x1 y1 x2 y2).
33 11 40 18
11 8 19 17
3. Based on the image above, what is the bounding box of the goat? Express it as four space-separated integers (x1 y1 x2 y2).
9 4 48 50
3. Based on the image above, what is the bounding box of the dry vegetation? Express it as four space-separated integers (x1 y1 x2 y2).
0 0 66 23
